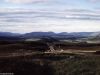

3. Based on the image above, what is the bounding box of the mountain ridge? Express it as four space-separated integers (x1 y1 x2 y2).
0 31 99 41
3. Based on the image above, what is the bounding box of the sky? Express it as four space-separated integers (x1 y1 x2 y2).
0 0 100 33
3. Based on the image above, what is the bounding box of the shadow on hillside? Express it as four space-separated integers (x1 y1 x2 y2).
0 59 55 75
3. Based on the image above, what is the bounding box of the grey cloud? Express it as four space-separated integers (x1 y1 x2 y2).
5 0 48 4
89 0 100 2
0 9 100 24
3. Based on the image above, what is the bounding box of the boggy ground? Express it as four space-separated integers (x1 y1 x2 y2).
0 41 100 52
0 41 100 75
0 53 100 75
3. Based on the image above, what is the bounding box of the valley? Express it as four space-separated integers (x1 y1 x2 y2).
0 32 100 75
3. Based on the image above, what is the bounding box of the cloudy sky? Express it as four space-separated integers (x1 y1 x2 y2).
0 0 100 33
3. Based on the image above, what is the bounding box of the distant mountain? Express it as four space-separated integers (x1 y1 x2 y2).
58 32 68 35
22 32 56 38
22 32 95 40
58 32 93 37
0 32 20 37
69 32 94 37
0 31 98 41
0 32 21 41
89 32 100 37
87 32 100 40
85 32 100 43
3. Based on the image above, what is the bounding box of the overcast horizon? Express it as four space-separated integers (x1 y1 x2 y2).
0 0 100 33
